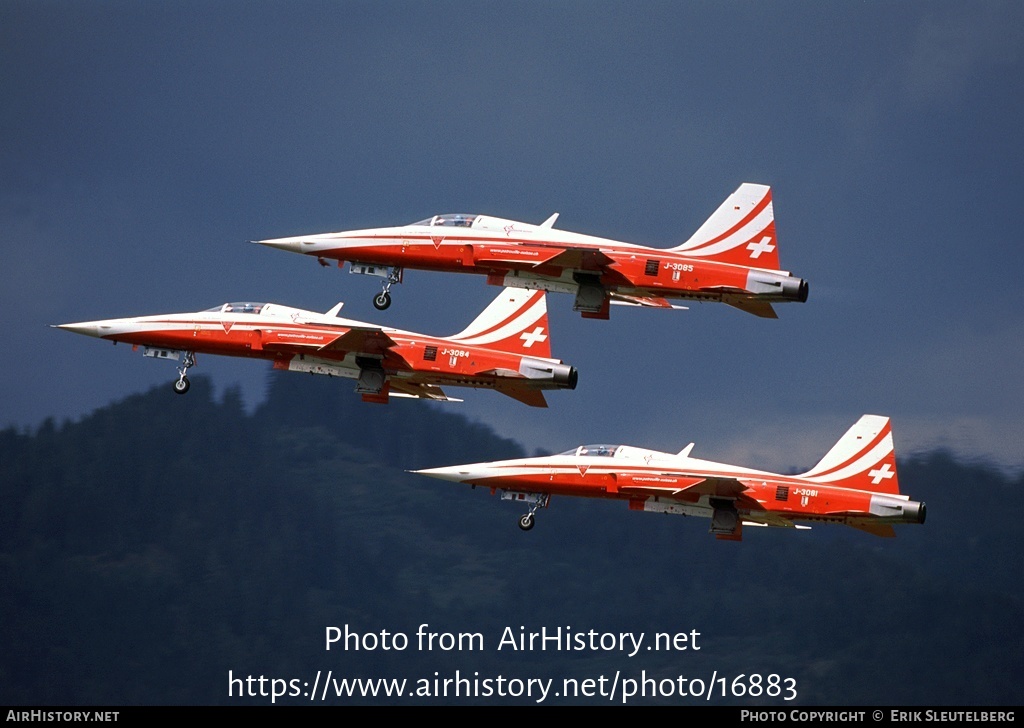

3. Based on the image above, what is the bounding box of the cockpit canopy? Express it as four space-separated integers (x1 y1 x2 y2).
204 302 265 314
412 214 479 228
557 444 620 458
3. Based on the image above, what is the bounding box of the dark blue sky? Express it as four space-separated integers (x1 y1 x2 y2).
3 0 1022 473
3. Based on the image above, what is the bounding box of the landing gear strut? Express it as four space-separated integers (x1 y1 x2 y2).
372 267 403 310
173 352 195 395
515 493 550 531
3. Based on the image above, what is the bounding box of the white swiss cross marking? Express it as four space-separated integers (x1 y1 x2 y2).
746 236 776 259
520 326 547 348
868 463 894 485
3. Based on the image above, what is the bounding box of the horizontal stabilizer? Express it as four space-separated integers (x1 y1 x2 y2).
847 521 897 538
496 387 548 408
724 298 778 318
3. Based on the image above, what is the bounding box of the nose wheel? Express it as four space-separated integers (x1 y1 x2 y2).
514 493 549 531
372 267 403 310
173 352 196 395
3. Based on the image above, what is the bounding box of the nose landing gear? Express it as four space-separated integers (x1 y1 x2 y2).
372 267 404 310
173 352 196 395
511 492 550 531
373 291 392 310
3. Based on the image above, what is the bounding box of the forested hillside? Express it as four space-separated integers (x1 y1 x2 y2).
1 375 1021 705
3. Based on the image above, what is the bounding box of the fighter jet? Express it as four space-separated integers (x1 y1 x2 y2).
413 415 926 541
254 183 808 319
55 288 577 407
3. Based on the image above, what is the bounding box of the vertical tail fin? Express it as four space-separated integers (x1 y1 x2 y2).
671 183 780 270
446 288 553 358
800 415 901 495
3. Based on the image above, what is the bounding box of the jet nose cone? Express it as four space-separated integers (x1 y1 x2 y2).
54 322 102 338
410 465 477 483
252 236 315 253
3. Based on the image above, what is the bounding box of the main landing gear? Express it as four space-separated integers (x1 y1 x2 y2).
372 267 404 310
173 352 196 395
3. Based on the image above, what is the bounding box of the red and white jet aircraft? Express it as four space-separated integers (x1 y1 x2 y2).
55 288 577 407
255 183 808 320
414 415 925 541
